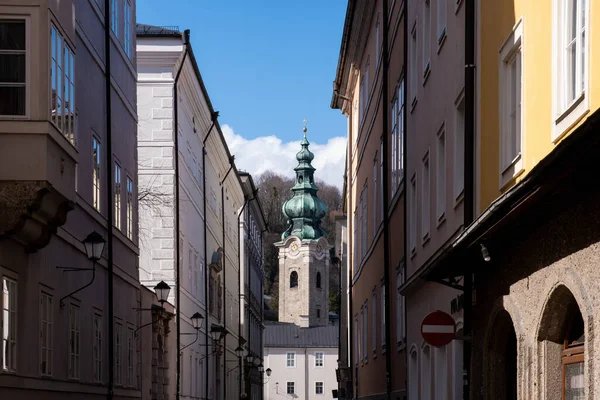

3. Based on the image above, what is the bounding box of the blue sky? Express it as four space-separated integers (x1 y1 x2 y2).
137 1 348 187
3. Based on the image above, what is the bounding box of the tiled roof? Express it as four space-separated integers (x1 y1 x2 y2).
264 322 338 348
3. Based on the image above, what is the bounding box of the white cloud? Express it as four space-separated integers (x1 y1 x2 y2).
222 124 346 189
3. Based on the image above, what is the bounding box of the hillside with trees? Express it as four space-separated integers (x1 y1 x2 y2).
255 170 342 321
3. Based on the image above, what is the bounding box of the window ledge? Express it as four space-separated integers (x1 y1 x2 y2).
499 154 524 190
422 62 431 85
436 212 446 229
453 190 464 209
422 232 430 246
410 96 418 113
397 339 407 352
437 29 447 53
410 247 417 258
455 0 464 14
553 93 589 143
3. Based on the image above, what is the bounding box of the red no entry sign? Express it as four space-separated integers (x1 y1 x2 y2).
420 310 456 347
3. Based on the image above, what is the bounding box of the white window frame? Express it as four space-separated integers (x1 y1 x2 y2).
435 345 448 400
410 21 418 107
354 314 359 366
381 284 386 352
114 163 121 230
115 321 123 385
126 176 134 239
127 325 135 387
0 17 29 119
123 0 132 58
286 352 296 368
40 291 53 376
422 0 431 78
111 0 119 36
372 293 377 354
454 91 465 203
50 24 76 144
421 152 431 243
499 18 524 188
362 305 368 362
287 382 295 395
68 303 80 379
93 137 101 212
552 0 588 140
396 269 406 347
409 174 417 255
316 381 324 395
1 276 17 372
421 343 432 400
376 13 380 67
409 345 419 400
315 352 324 368
93 313 103 382
373 153 378 236
437 0 447 46
436 125 446 223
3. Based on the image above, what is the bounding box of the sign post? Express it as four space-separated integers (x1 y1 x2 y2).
420 310 456 347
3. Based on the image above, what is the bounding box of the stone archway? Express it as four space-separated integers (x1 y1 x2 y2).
484 309 518 400
537 284 586 400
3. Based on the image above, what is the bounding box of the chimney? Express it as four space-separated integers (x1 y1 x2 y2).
299 315 309 328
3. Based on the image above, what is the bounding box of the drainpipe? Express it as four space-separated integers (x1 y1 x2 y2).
174 29 190 400
221 159 235 399
103 2 114 398
403 0 409 397
464 0 476 398
381 0 393 398
203 111 219 398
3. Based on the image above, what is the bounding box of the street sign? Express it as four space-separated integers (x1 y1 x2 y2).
420 310 456 347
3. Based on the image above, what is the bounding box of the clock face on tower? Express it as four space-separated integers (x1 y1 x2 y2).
290 241 299 254
316 243 323 256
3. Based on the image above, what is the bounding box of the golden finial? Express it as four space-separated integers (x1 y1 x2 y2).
303 118 307 138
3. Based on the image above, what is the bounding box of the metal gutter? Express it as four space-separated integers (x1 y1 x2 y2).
173 29 190 400
331 0 357 109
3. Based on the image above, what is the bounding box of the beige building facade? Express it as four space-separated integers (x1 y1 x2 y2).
0 0 141 399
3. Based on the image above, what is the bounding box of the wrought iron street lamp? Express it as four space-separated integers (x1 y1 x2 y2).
235 345 244 358
154 281 171 305
265 367 272 377
83 231 106 261
191 312 204 330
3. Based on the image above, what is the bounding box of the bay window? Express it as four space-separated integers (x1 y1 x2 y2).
0 19 26 116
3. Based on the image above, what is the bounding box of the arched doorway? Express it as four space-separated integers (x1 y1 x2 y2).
538 285 585 400
485 309 517 399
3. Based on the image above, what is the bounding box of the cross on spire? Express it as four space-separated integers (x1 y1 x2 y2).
303 118 307 138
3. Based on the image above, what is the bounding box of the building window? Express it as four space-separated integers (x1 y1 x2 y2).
392 79 405 193
114 164 121 230
423 0 431 76
315 352 324 367
554 0 587 125
317 308 321 319
123 1 131 58
409 174 417 254
111 0 119 36
1 277 17 372
409 346 419 400
68 304 80 379
452 322 464 400
126 177 133 239
362 305 368 362
361 58 370 123
115 322 123 385
436 126 446 222
396 271 406 347
286 352 296 368
381 284 386 351
454 95 465 201
361 184 368 256
422 153 431 242
372 293 377 353
499 19 523 184
353 209 358 270
421 344 432 400
51 25 75 144
316 381 324 395
287 382 295 395
373 153 378 234
127 326 134 387
0 20 26 116
410 22 418 105
290 271 298 288
40 292 53 376
316 272 322 289
437 0 447 44
93 313 103 382
93 138 101 211
354 315 359 365
380 140 384 222
435 345 448 400
562 307 584 400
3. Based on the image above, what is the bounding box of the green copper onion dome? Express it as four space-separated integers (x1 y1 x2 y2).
281 123 328 241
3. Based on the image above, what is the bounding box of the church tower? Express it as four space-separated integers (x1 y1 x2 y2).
275 121 331 327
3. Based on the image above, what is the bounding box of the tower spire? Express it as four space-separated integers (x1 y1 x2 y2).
303 117 307 139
